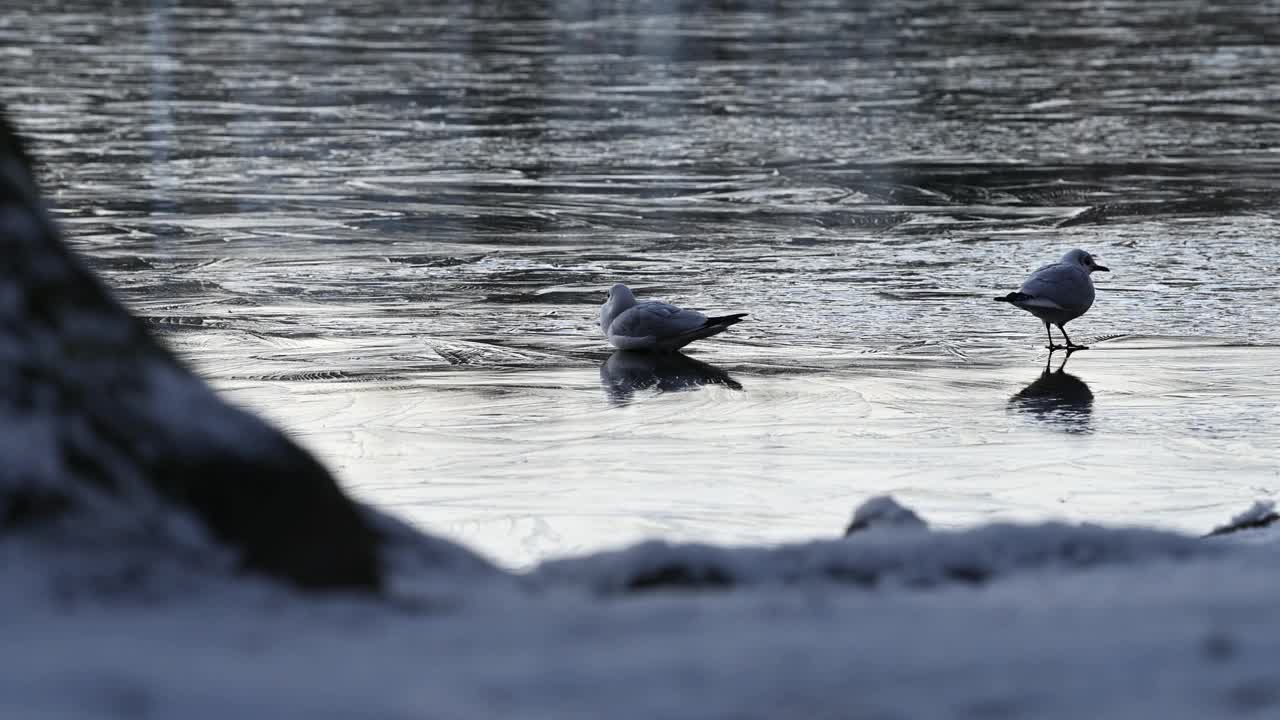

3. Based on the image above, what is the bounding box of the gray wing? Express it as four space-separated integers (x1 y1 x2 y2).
1019 262 1093 311
609 301 708 339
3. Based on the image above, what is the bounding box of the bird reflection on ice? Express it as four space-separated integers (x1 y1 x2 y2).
600 351 742 404
1008 352 1094 433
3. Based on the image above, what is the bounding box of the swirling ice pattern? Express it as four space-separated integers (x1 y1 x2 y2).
8 0 1280 565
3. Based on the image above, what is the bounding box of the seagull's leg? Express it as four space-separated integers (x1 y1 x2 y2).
1044 322 1063 352
1059 324 1088 351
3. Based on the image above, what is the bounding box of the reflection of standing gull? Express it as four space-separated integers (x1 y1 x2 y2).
994 248 1109 351
600 283 747 352
600 351 742 402
1008 353 1094 432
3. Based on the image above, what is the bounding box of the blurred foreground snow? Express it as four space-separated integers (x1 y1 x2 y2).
3 498 1279 719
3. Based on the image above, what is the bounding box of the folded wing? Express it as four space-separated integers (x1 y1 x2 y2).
609 302 708 340
1019 262 1093 312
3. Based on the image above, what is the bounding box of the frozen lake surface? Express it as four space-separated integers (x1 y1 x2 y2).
7 0 1280 565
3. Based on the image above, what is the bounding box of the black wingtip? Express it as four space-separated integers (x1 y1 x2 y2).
994 292 1029 303
706 313 748 327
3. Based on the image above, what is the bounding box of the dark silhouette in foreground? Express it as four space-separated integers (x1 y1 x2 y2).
0 110 381 591
1008 351 1093 432
1205 501 1280 537
600 350 742 403
844 496 928 536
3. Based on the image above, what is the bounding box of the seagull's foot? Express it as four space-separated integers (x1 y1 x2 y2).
1065 344 1089 352
1045 343 1067 352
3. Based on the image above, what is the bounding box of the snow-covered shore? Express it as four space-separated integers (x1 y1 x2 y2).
4 505 1280 719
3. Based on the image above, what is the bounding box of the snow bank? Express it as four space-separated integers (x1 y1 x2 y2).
534 518 1213 594
3 505 1280 720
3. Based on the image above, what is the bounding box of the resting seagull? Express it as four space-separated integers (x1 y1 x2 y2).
994 248 1109 351
600 283 747 352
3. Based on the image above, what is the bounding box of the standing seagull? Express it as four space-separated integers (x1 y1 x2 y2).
600 283 747 352
994 248 1109 351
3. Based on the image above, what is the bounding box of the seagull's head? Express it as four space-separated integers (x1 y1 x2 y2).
605 283 635 304
600 283 636 333
1063 248 1109 274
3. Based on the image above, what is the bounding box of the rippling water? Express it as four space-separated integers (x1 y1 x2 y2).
6 0 1280 565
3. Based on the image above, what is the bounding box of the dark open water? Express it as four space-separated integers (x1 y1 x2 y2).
6 0 1280 564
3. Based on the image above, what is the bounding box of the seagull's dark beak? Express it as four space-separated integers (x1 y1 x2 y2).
1094 265 1110 272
